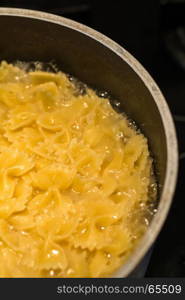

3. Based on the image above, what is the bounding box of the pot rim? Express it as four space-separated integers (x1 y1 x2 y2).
0 7 179 277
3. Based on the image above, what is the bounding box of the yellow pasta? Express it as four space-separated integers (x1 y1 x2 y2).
0 61 157 277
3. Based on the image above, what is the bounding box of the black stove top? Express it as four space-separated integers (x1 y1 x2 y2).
0 0 184 277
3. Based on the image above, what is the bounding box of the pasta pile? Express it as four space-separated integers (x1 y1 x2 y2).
0 61 156 277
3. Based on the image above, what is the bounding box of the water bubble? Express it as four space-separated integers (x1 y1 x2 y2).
81 228 87 235
117 131 124 139
51 249 59 256
114 100 121 107
49 269 55 276
144 218 149 226
67 268 75 275
98 91 108 98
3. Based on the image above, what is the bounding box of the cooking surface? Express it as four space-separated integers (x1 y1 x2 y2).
0 0 184 277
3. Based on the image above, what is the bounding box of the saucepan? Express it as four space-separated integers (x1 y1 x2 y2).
0 7 178 277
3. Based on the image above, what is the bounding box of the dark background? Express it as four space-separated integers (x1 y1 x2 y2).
0 0 185 277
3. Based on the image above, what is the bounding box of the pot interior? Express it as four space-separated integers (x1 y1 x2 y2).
0 11 177 277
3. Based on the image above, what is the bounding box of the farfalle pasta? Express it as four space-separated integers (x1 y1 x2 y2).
0 61 157 277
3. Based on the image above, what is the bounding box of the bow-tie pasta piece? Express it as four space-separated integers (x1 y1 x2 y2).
37 111 63 131
0 149 34 176
29 71 63 86
63 246 89 278
37 241 68 273
32 82 61 112
0 61 26 83
0 171 16 201
89 251 122 277
31 165 76 190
